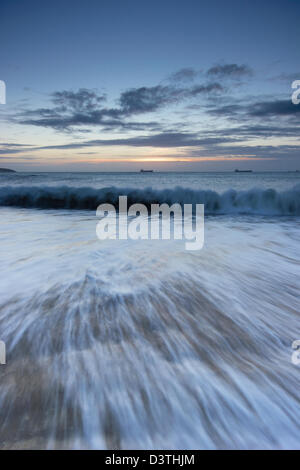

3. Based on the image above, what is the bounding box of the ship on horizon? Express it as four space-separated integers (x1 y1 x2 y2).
234 169 253 173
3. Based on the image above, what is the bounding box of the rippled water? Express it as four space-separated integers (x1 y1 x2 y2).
0 172 299 449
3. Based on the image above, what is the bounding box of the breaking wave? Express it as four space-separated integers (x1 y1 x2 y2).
0 184 299 215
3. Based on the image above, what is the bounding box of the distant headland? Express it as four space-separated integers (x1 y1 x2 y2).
0 168 16 173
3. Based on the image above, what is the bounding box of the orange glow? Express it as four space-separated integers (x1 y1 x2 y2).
71 155 273 164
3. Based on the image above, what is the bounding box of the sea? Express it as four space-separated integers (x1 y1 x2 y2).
0 171 299 449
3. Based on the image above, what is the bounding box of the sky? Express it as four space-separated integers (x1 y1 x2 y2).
0 0 299 171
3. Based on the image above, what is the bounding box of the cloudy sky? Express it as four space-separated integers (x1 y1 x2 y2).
0 0 299 171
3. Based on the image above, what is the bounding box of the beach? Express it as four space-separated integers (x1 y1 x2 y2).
0 171 299 449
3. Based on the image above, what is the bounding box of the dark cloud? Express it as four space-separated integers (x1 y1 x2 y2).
186 143 300 162
207 96 300 123
36 132 231 149
0 142 33 147
18 89 110 130
207 124 300 139
100 120 161 132
51 89 106 112
0 148 26 155
168 68 198 82
11 62 299 154
1 129 300 163
84 133 232 148
119 85 182 114
0 142 36 154
4 120 299 159
15 72 224 131
119 82 223 114
207 63 253 79
15 88 126 130
2 60 300 166
250 100 300 117
207 103 244 118
0 132 235 155
20 112 159 132
17 103 161 132
189 82 224 96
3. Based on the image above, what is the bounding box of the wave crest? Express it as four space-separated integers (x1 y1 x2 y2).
0 184 299 215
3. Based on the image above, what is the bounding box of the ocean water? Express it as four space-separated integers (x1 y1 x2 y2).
0 171 299 449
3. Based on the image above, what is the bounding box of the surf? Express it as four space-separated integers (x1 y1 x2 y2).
0 184 299 215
